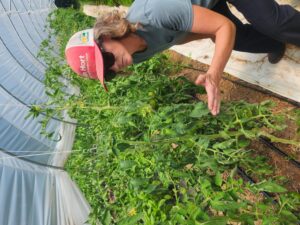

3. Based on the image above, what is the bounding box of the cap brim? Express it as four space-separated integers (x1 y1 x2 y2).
94 41 108 92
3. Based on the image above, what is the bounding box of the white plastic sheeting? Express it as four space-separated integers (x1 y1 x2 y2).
172 0 300 102
0 151 89 225
0 1 90 225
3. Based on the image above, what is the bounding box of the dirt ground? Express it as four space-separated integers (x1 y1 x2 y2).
168 50 300 192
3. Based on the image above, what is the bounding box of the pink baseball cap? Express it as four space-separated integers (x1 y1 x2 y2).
65 29 108 91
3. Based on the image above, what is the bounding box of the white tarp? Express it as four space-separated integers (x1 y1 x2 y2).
0 151 90 225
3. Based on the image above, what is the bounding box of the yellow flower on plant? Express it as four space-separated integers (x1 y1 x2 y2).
128 208 137 216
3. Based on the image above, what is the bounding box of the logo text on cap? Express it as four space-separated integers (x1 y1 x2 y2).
79 55 87 72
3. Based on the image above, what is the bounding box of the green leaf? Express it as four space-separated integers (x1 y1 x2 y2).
254 181 287 193
279 210 299 223
186 202 203 220
261 215 277 224
112 146 119 156
219 131 231 139
197 159 219 171
214 171 222 187
211 201 245 211
189 102 210 118
120 160 136 170
101 209 112 225
144 184 158 194
196 138 210 149
116 143 131 151
196 85 206 94
202 216 229 225
238 139 250 148
213 139 235 149
234 213 255 224
118 213 144 225
172 170 190 178
130 178 149 189
174 122 187 134
174 214 187 224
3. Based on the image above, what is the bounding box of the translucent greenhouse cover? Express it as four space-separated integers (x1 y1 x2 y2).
0 1 90 225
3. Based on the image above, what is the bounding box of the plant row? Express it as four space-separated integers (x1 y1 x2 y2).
35 8 300 225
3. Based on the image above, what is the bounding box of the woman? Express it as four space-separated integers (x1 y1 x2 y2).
66 0 299 116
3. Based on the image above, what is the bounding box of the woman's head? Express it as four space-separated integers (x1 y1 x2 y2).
65 11 144 90
93 10 142 74
98 37 133 73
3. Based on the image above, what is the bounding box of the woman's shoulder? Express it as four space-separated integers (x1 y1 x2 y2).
126 0 148 24
127 0 193 31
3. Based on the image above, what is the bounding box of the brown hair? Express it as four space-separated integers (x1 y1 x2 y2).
93 10 138 40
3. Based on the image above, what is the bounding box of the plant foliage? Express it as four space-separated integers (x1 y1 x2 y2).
35 8 300 225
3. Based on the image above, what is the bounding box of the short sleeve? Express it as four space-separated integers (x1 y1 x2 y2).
144 0 193 31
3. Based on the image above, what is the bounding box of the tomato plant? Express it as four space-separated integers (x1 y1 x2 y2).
33 8 300 225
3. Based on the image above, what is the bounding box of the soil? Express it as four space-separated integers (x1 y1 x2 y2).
167 50 300 192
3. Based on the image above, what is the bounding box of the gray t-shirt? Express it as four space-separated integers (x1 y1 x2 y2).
126 0 220 63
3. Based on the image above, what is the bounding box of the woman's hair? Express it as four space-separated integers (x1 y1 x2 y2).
94 10 138 40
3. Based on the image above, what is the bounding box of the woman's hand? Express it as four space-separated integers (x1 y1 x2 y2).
189 5 235 115
195 73 221 116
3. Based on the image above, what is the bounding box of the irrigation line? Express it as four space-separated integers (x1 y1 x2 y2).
237 166 277 202
185 65 300 169
259 136 300 169
182 65 300 218
237 166 300 224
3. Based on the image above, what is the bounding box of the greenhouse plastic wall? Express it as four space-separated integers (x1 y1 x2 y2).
0 1 90 224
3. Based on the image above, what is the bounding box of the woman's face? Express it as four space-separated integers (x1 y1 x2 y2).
102 38 133 72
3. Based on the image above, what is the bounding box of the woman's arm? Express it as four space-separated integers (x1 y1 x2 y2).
190 5 236 115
